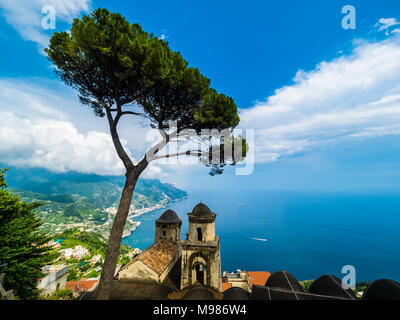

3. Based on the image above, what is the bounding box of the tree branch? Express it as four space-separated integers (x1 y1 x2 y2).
120 111 145 116
146 127 183 162
150 149 206 161
105 108 135 171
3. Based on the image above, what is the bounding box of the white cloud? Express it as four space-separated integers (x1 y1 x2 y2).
0 0 91 49
239 33 400 163
0 78 136 175
375 17 400 35
375 18 400 31
141 163 166 179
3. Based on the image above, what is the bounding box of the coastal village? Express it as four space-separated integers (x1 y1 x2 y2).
36 234 143 298
34 234 141 298
39 198 173 240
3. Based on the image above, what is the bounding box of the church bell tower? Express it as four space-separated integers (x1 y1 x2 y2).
180 203 221 291
154 209 182 243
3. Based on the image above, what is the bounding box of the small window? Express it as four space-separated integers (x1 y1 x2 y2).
197 228 203 241
162 230 166 237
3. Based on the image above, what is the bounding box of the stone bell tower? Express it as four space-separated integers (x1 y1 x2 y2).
180 203 221 291
155 209 182 243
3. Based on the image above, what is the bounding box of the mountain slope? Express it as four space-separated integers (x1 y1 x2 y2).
3 165 187 209
2 165 187 236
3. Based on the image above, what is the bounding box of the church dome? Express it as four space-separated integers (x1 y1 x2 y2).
188 203 216 222
191 203 214 217
156 209 182 224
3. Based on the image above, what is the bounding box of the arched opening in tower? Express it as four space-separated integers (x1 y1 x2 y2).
197 228 203 241
194 263 205 285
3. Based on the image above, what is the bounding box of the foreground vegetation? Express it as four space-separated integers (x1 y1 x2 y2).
299 279 372 297
0 168 139 299
0 169 55 299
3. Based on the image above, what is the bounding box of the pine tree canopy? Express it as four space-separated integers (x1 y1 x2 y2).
44 8 239 132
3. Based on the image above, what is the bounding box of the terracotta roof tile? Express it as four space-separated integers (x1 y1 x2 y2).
66 280 98 292
247 271 271 288
221 282 233 292
126 240 178 276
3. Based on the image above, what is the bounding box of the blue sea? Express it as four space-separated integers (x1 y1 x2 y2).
122 189 400 282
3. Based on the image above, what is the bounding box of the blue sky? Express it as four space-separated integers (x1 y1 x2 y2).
1 0 400 193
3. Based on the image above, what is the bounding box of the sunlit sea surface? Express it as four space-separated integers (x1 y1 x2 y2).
122 189 400 282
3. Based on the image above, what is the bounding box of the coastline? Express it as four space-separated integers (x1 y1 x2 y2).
128 194 187 218
121 195 188 238
122 220 141 238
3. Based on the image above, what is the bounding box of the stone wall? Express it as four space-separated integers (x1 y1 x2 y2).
119 260 160 282
188 221 215 242
155 223 181 243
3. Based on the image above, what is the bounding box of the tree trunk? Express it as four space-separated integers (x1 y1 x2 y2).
95 167 143 300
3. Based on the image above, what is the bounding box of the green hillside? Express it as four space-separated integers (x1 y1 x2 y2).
3 166 187 236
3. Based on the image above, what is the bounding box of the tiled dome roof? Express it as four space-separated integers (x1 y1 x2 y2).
309 275 356 299
156 210 181 224
191 203 215 217
182 287 216 300
362 279 400 300
222 287 251 300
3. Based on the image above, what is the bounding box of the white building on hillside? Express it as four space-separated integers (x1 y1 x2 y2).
90 254 102 264
38 265 69 296
60 246 89 260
